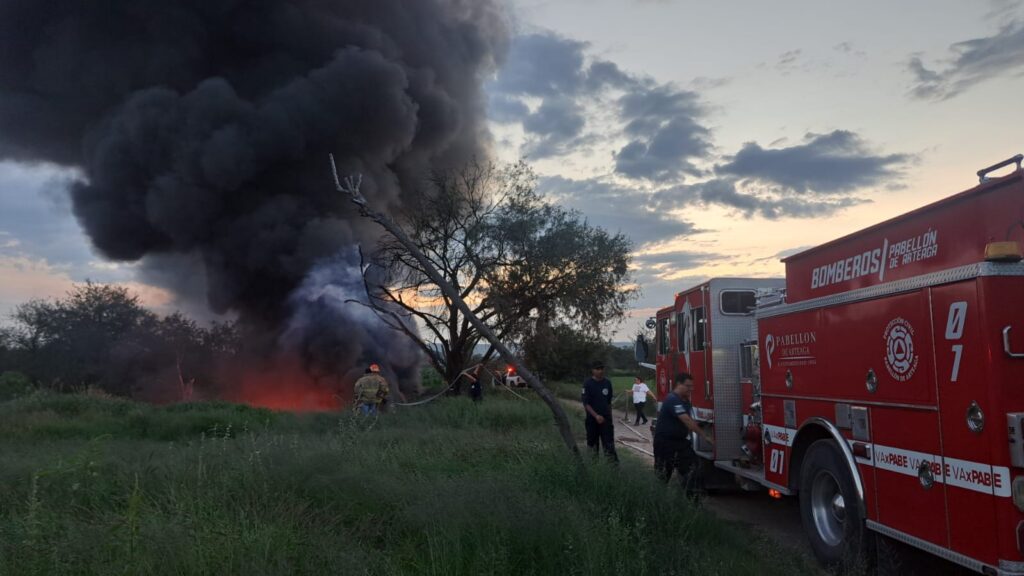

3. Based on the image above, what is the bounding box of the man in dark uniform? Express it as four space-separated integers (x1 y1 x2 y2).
581 361 618 462
654 372 713 496
464 363 484 402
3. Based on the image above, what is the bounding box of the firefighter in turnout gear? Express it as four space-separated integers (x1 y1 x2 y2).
354 363 389 416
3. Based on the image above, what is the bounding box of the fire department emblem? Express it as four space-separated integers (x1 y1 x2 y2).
884 317 919 382
764 334 775 369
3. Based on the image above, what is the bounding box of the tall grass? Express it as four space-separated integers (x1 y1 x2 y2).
550 376 648 416
0 392 813 575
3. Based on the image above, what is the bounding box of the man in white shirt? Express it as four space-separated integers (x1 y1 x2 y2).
631 376 656 425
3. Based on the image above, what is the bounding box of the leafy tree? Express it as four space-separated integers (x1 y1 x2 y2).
523 324 639 382
523 323 609 382
4 282 241 398
11 282 155 393
0 325 13 368
368 160 635 387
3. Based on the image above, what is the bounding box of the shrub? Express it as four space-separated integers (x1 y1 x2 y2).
0 371 31 401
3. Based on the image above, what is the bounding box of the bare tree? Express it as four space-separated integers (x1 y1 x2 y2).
331 156 582 460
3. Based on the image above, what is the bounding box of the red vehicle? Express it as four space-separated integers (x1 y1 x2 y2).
646 154 1024 573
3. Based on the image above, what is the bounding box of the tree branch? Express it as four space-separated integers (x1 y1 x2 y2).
330 155 580 462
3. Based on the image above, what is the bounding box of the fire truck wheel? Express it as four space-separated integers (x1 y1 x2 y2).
799 439 868 568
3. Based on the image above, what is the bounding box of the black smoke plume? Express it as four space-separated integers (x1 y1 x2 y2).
0 0 507 397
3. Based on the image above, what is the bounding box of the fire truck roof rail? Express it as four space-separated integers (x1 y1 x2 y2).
977 153 1023 183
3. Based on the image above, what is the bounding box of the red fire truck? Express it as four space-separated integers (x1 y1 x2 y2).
646 154 1024 573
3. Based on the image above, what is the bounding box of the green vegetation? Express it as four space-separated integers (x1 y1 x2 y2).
551 375 656 417
0 371 31 402
0 392 812 575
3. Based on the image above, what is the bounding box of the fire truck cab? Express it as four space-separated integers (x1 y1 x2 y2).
650 154 1024 573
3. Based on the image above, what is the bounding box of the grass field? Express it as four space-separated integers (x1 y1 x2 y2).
0 390 814 575
550 375 654 417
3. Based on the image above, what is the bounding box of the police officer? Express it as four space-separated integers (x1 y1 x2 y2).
582 361 618 462
654 372 713 496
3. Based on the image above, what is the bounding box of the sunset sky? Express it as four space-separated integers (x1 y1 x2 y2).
2 0 1024 339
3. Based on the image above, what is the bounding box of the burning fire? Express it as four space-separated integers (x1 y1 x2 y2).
224 359 343 412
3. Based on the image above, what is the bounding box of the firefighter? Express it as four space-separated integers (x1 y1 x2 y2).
354 363 389 416
464 363 484 402
654 372 713 497
581 361 618 462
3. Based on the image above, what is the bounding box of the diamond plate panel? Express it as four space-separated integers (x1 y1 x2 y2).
709 278 785 461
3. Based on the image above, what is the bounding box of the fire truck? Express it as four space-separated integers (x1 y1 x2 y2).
644 154 1024 573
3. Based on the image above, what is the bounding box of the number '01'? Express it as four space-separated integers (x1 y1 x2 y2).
945 302 967 382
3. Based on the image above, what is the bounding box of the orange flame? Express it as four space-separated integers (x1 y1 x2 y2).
224 358 342 412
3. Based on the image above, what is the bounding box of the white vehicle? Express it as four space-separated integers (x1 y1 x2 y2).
504 366 526 387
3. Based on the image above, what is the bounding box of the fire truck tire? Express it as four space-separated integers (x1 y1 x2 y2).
798 439 869 568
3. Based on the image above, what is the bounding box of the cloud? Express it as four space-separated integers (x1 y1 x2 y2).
614 85 711 181
520 95 587 157
534 174 725 313
586 61 633 91
908 20 1024 100
632 250 714 268
652 178 864 220
488 93 530 123
488 31 712 168
538 175 699 247
750 245 814 264
491 33 589 99
488 32 609 159
777 49 803 71
0 161 185 317
489 33 908 222
0 162 103 273
648 127 916 219
0 253 174 319
630 269 711 310
833 42 866 58
716 130 912 194
987 0 1023 20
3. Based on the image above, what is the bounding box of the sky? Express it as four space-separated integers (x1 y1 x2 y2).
2 0 1024 339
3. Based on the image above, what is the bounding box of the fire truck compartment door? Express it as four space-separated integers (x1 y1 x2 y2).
932 283 999 563
839 291 946 545
978 273 1024 566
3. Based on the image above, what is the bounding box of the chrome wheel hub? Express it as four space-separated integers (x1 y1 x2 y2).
810 471 845 547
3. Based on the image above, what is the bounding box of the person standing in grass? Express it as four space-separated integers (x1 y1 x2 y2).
654 372 713 497
630 376 656 425
354 363 389 416
460 363 484 402
581 361 618 462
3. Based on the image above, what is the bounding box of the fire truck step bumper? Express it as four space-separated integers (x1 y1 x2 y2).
713 460 792 495
867 520 1015 575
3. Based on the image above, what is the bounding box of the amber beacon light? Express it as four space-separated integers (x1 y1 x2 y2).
985 241 1023 262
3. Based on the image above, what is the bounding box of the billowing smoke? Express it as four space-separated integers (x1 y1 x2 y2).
0 0 507 400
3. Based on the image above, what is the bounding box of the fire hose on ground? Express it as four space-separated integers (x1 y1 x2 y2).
389 367 528 408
